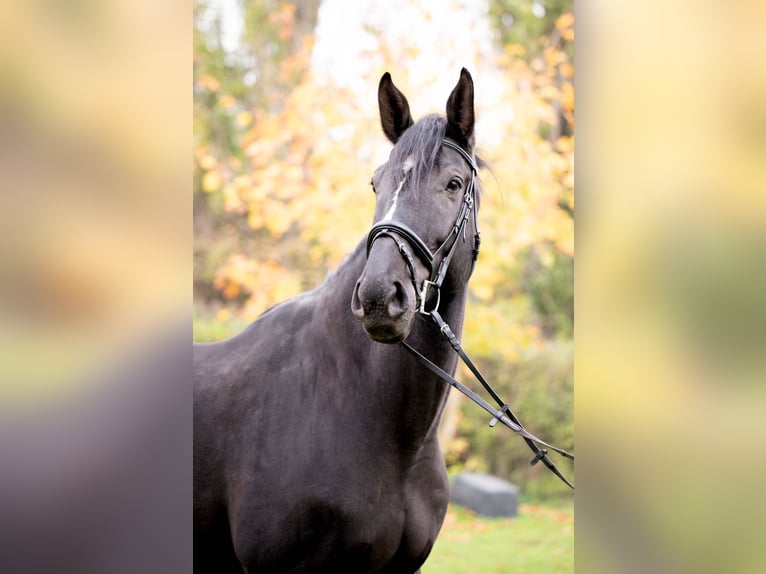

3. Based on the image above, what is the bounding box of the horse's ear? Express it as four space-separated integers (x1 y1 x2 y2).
446 68 475 149
378 72 413 144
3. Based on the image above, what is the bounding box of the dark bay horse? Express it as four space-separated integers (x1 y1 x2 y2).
194 69 482 573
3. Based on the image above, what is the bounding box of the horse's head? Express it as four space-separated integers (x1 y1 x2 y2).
351 69 481 343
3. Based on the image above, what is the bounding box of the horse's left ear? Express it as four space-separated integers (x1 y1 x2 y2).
445 68 475 149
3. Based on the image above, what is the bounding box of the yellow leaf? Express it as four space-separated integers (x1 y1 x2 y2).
235 111 253 128
228 157 243 171
222 183 245 213
556 12 575 32
247 210 264 230
199 155 216 170
472 284 494 302
219 94 236 109
562 82 574 112
505 43 526 58
545 49 566 68
233 174 252 189
202 171 222 193
265 211 292 237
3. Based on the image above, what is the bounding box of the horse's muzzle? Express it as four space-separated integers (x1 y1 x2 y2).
351 255 418 343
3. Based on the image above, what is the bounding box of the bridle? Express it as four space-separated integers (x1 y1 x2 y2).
366 140 481 315
364 138 575 490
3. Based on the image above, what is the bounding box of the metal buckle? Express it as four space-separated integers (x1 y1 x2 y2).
418 280 440 315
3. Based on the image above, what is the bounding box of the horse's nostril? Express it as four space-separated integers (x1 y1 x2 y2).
351 281 365 320
387 281 408 319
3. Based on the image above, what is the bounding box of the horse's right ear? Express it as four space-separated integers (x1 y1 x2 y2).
445 68 475 149
378 72 413 144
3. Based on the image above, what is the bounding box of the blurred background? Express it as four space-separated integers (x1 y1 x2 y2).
193 0 576 504
577 2 766 572
0 2 191 572
2 0 764 572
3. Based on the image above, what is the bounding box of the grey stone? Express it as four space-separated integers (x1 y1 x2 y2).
450 473 519 518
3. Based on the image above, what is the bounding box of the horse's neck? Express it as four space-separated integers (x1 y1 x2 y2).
324 242 467 449
397 289 467 447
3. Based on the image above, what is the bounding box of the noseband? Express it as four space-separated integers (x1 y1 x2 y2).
365 139 481 315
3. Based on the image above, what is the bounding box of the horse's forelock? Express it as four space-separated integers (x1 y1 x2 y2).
388 114 482 196
389 114 446 191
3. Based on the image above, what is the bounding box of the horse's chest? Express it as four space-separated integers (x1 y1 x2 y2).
233 477 442 572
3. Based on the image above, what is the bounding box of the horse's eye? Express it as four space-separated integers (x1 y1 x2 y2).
446 178 462 192
370 179 376 194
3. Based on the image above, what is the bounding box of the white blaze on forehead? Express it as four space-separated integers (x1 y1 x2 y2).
382 179 403 221
382 155 414 221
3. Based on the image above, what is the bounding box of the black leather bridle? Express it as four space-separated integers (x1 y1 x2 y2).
366 139 481 315
365 139 575 490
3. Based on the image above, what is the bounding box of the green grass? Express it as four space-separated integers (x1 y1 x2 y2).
423 500 573 574
193 309 250 342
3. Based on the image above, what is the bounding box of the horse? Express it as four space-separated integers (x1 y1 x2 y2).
194 68 482 573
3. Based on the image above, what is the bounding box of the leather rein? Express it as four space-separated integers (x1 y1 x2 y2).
365 139 575 490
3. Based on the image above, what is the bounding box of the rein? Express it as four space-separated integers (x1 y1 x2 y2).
366 139 575 490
